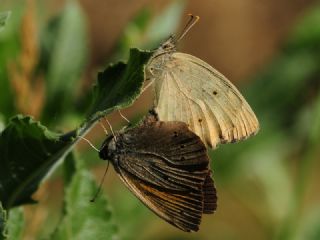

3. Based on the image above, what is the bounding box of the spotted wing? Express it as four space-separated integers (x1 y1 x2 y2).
113 118 217 232
153 52 259 148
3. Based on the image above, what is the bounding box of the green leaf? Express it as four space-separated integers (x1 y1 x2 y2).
47 1 87 98
87 48 152 121
246 50 319 130
0 206 24 240
145 0 186 47
286 4 320 51
51 157 117 240
115 0 185 59
0 8 18 119
40 0 88 123
0 45 152 209
0 11 11 32
295 206 320 240
0 203 6 240
0 115 73 209
5 208 24 240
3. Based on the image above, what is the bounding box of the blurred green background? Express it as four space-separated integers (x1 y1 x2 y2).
1 0 320 239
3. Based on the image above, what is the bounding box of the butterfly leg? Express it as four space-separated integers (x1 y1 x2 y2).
98 119 109 135
141 78 155 94
104 117 117 141
118 109 131 127
78 135 99 152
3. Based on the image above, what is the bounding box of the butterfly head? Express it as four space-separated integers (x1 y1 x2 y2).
99 135 117 160
154 36 177 55
153 15 199 56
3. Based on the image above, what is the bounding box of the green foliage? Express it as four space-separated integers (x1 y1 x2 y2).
295 207 320 240
0 203 6 240
0 115 72 209
0 204 24 240
286 6 320 51
5 208 24 240
40 1 88 123
245 5 320 129
0 1 164 239
47 2 87 97
88 48 152 120
115 0 185 59
1 155 117 240
0 45 151 210
0 11 11 31
51 156 117 240
0 7 22 118
1 0 320 239
145 0 186 48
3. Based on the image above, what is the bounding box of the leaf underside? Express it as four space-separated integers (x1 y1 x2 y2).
88 48 152 121
0 115 73 209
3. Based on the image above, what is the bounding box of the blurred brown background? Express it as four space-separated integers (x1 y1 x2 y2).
44 0 316 82
100 1 314 79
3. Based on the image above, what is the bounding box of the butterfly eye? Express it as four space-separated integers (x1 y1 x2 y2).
163 44 172 50
213 91 218 95
198 118 202 123
173 131 178 137
180 145 185 149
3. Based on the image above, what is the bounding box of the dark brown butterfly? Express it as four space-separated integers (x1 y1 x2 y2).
99 112 217 232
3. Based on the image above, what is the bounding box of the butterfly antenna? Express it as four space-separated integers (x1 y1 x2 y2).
90 161 110 202
105 117 117 141
118 109 131 125
141 78 155 94
99 119 109 135
176 14 200 42
78 136 99 152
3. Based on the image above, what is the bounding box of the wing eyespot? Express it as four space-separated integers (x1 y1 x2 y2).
198 119 202 123
213 91 218 95
180 145 185 149
163 44 169 49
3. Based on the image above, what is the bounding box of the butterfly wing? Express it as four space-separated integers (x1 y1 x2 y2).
152 52 259 148
112 119 217 232
202 172 217 214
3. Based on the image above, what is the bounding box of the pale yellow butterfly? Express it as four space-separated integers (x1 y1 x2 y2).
145 15 259 148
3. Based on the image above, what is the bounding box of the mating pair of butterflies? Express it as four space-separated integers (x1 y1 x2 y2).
98 16 259 232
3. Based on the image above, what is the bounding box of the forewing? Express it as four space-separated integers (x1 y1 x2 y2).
112 120 216 231
153 52 259 148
